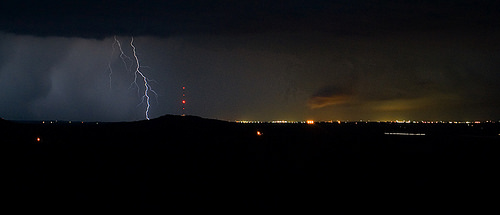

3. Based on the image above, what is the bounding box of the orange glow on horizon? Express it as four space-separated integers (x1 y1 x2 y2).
306 120 314 124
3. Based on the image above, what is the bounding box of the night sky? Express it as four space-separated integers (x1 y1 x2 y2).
1 0 499 122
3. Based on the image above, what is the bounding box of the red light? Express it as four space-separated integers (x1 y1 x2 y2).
182 100 186 104
36 137 41 142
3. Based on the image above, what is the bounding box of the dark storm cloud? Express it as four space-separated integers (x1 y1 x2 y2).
1 0 499 38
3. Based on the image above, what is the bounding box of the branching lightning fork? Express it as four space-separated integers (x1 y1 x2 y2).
107 36 158 120
108 36 134 89
130 37 157 120
114 36 134 72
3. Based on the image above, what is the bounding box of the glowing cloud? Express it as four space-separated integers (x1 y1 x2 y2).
307 86 351 109
307 95 350 109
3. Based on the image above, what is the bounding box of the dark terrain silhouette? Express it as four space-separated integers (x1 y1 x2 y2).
2 115 499 213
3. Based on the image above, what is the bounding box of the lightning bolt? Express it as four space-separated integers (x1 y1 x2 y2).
107 38 116 89
114 36 133 72
130 37 157 120
107 59 113 89
107 36 134 89
107 36 158 120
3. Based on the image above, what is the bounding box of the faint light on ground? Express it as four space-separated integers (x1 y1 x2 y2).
257 131 262 136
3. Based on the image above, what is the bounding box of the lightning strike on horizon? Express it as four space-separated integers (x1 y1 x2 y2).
130 37 157 120
107 36 158 120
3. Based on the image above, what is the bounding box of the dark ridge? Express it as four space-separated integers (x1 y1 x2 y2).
148 114 231 125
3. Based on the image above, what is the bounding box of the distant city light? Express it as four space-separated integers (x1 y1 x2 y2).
384 132 425 136
257 131 262 136
272 120 290 123
36 137 41 142
235 120 262 123
235 119 495 124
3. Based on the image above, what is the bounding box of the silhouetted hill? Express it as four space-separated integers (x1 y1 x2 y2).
2 115 500 213
0 117 13 126
150 114 229 124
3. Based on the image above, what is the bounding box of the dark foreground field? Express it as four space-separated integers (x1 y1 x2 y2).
2 115 500 213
